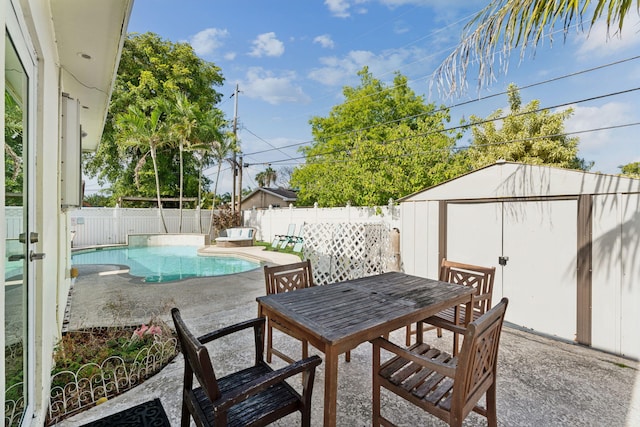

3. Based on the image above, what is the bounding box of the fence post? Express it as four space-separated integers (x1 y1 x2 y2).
113 204 120 244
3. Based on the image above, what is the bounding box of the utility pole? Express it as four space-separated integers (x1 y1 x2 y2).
231 83 239 216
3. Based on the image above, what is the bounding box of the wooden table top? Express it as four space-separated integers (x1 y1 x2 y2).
256 271 475 348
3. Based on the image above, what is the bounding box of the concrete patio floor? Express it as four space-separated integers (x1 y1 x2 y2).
57 246 639 426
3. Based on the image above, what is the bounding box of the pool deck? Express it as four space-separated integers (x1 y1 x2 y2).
58 245 640 427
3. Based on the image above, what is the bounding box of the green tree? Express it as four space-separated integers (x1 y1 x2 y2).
4 92 23 206
291 67 461 206
167 91 199 231
256 167 277 187
115 103 171 232
84 32 224 201
435 1 639 93
84 192 115 207
189 108 234 235
620 162 640 178
466 84 591 170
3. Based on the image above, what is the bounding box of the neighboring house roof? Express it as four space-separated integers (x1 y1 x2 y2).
243 187 298 203
400 161 640 202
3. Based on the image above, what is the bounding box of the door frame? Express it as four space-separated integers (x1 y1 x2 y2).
5 0 37 423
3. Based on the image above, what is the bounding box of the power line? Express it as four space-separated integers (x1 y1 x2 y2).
263 84 640 164
264 121 640 167
242 55 640 158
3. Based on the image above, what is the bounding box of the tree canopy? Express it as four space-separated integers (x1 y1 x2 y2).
465 84 592 170
83 32 226 204
291 67 463 206
620 161 640 178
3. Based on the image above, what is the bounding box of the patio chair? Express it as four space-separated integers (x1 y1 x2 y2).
406 259 496 355
292 224 305 252
171 308 322 427
373 298 509 427
264 260 351 363
279 224 302 249
272 223 296 249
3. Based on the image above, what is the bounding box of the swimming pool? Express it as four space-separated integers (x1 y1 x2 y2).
71 246 261 283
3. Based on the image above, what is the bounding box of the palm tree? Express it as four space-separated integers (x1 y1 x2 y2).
435 0 638 94
256 167 277 188
115 103 170 232
256 171 266 187
191 108 236 236
264 167 277 187
168 91 198 232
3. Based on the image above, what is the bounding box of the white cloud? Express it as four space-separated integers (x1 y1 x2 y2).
308 46 430 86
224 52 237 61
314 34 335 49
564 102 633 151
325 0 369 17
325 0 353 18
249 32 285 57
242 67 311 105
189 28 229 57
575 14 640 59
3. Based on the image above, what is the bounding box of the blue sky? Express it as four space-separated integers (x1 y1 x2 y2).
108 0 640 196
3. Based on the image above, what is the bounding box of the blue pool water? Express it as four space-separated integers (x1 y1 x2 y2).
71 246 260 283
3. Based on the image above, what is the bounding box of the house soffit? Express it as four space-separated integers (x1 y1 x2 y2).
50 0 133 151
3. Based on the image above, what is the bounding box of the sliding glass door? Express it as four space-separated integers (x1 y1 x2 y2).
4 3 35 424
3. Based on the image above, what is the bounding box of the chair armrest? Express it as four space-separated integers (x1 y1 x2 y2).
371 337 457 378
214 355 322 412
424 319 467 335
198 317 264 344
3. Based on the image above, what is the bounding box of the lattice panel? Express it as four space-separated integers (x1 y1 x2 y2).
303 223 394 285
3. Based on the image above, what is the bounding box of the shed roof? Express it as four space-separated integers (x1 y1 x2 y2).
401 161 640 202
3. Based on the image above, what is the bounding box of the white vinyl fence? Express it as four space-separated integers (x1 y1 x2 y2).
69 207 214 247
13 202 400 249
243 202 400 244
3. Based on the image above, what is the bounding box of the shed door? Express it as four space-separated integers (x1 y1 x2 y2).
447 200 578 342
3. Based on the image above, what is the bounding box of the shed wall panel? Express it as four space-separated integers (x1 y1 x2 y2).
446 203 503 296
502 200 577 341
621 194 640 358
399 201 439 278
592 194 622 354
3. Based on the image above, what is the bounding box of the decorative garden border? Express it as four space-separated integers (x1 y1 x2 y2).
45 337 177 425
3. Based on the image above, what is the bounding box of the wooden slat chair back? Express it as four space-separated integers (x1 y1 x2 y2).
373 298 509 427
440 259 496 319
265 259 315 295
171 308 322 427
264 260 351 364
406 259 496 354
264 260 315 364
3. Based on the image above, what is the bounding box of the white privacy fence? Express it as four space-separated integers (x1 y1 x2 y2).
69 208 214 247
6 203 401 248
243 202 400 243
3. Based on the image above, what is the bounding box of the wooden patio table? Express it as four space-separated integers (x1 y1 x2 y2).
256 271 475 426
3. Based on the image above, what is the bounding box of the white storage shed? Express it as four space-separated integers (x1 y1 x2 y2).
399 161 640 360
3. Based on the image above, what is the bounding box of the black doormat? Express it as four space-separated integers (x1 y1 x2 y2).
80 398 171 427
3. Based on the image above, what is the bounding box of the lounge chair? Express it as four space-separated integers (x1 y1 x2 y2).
272 223 295 248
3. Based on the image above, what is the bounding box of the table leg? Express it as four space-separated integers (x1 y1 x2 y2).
323 346 339 427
